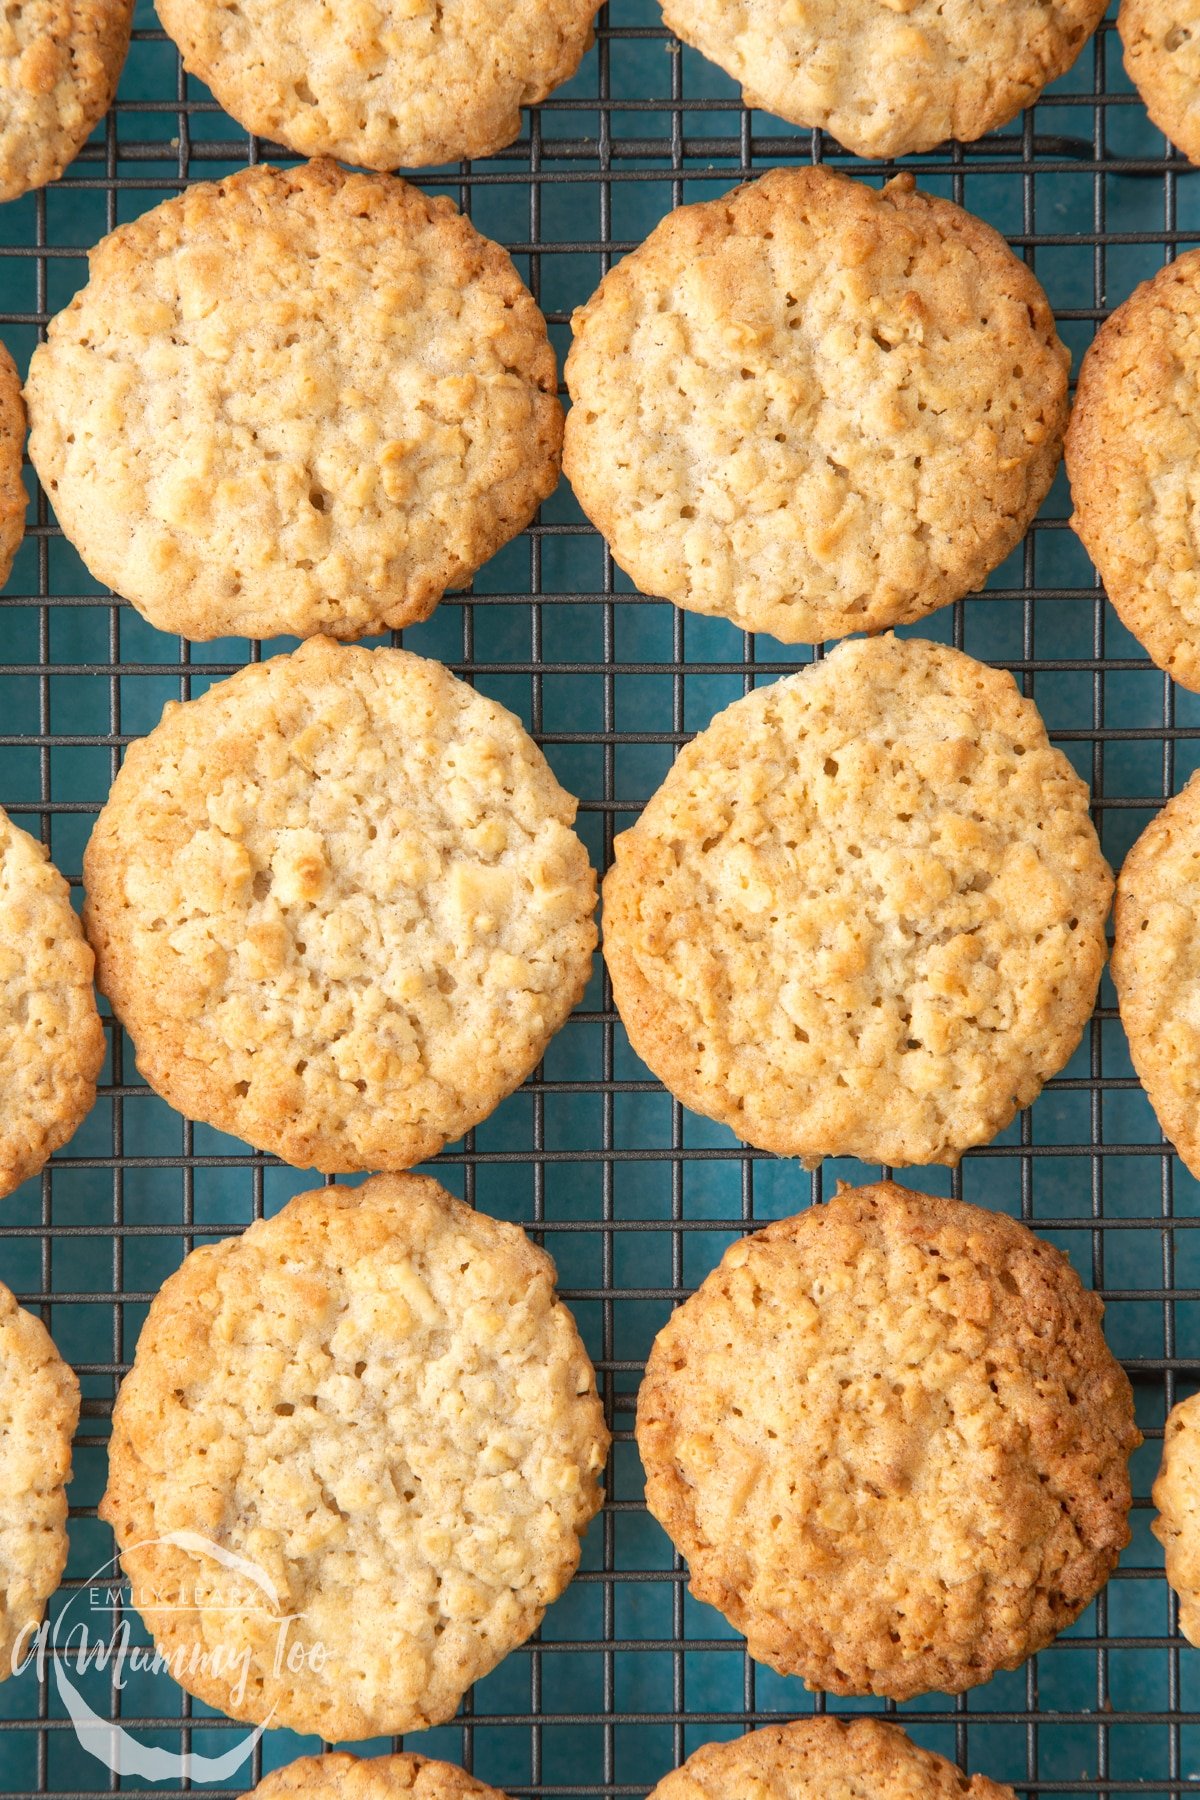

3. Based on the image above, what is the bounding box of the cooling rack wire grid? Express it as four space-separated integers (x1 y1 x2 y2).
0 4 1195 1797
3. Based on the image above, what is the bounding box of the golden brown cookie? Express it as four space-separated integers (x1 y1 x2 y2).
0 0 132 202
1111 772 1200 1175
0 1280 78 1679
1152 1390 1200 1644
0 805 104 1198
602 633 1111 1167
83 637 596 1172
100 1174 610 1739
1120 0 1200 164
156 0 599 169
646 1719 1015 1800
0 341 25 590
1066 248 1200 692
26 159 562 642
252 1756 510 1800
564 168 1069 645
636 1182 1139 1699
658 0 1105 159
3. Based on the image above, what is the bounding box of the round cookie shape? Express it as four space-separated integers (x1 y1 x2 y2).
1152 1390 1200 1645
1066 248 1200 692
1111 772 1200 1175
646 1719 1015 1800
83 637 597 1172
563 167 1069 645
100 1174 610 1739
0 805 104 1198
156 0 599 170
0 1281 78 1680
0 0 132 203
636 1182 1139 1699
0 342 25 590
1120 0 1200 165
602 633 1111 1167
252 1757 512 1800
657 0 1104 160
26 158 562 643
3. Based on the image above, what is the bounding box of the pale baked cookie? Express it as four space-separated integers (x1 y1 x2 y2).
1111 772 1200 1176
0 1280 78 1679
0 0 132 203
253 1755 511 1800
1120 0 1200 164
0 342 26 589
83 637 596 1172
156 0 599 169
636 1182 1139 1699
26 158 562 642
646 1719 1015 1800
603 634 1110 1167
1067 248 1200 692
100 1174 609 1738
0 805 104 1198
1152 1390 1200 1644
564 167 1069 645
658 0 1105 159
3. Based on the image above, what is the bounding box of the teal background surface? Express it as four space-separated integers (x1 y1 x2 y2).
0 6 1193 1798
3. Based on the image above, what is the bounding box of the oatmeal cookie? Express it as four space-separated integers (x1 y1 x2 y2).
83 637 597 1172
1153 1389 1200 1644
1066 247 1200 692
0 0 132 202
636 1182 1139 1697
156 0 599 169
26 159 562 641
0 1280 78 1679
0 804 104 1198
564 167 1069 645
0 342 25 588
602 633 1110 1167
1120 0 1200 165
657 0 1105 159
100 1174 610 1738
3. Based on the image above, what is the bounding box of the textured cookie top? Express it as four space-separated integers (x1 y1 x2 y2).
636 1182 1139 1699
1066 248 1200 692
0 805 104 1199
100 1174 609 1739
0 0 132 202
602 634 1110 1167
157 0 598 169
564 168 1069 645
26 159 562 643
1112 772 1200 1176
646 1719 1014 1800
659 0 1104 159
253 1755 510 1800
84 638 596 1172
0 1281 79 1680
0 343 25 591
1120 0 1200 164
1152 1390 1200 1647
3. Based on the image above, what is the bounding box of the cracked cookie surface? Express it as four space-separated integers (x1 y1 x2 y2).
101 1175 609 1738
564 168 1069 645
83 637 597 1172
1120 0 1200 164
157 0 599 169
602 633 1110 1167
636 1182 1138 1698
27 159 562 642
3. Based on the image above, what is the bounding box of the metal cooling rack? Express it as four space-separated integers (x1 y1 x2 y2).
0 5 1195 1798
